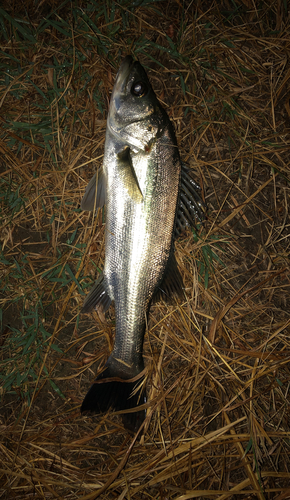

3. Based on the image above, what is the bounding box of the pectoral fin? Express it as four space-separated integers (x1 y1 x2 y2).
81 169 106 211
117 146 143 203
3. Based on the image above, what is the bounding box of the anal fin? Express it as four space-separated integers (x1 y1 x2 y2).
81 273 112 314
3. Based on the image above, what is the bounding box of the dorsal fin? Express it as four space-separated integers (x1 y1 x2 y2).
153 252 184 303
174 164 206 238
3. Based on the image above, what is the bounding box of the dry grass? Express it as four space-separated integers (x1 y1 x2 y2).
0 0 290 498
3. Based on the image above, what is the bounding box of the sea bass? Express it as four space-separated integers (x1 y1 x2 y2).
80 56 204 432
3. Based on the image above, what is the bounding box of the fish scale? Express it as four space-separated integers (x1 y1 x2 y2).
80 55 205 432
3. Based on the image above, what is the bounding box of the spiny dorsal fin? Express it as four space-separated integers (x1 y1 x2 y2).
81 169 106 211
174 164 206 238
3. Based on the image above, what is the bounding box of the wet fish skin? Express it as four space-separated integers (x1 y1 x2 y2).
80 56 205 432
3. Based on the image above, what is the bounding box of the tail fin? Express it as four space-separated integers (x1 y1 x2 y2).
81 359 146 433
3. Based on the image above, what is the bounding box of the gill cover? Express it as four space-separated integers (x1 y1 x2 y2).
108 56 166 151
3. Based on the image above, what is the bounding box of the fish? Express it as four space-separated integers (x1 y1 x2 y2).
80 55 205 432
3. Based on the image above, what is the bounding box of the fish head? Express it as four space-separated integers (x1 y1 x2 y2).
108 56 166 152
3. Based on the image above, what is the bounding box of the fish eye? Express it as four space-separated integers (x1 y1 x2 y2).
131 81 147 97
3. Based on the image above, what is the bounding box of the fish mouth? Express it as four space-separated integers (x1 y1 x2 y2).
113 55 135 94
108 55 140 144
108 55 157 151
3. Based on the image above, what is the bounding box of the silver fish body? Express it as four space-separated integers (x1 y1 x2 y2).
80 56 204 432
